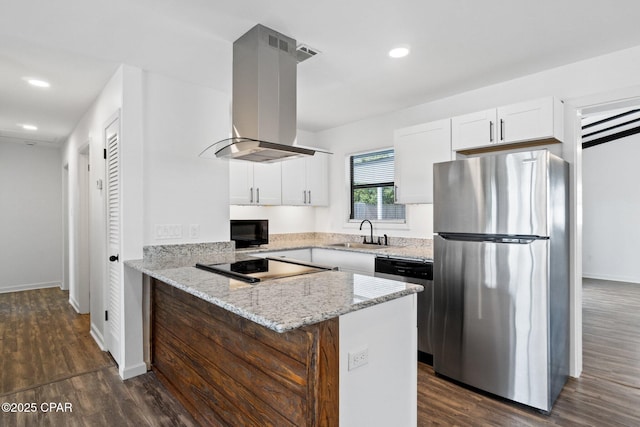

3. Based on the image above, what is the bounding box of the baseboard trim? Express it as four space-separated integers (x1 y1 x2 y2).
120 362 148 380
69 296 81 313
583 273 640 285
0 281 61 294
90 324 107 352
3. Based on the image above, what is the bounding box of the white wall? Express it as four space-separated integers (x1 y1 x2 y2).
340 294 417 426
64 66 232 378
316 44 640 240
143 71 230 245
63 64 123 341
583 133 640 283
230 205 316 234
116 70 231 379
0 143 62 292
315 43 640 378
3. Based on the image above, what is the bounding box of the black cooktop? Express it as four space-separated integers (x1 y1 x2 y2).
195 257 334 283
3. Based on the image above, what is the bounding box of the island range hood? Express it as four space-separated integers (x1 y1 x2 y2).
201 24 329 163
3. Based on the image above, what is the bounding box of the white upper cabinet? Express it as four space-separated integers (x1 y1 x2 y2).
394 118 452 204
497 97 562 143
281 157 306 205
305 153 329 206
451 109 498 151
281 153 329 206
451 97 564 152
229 161 282 205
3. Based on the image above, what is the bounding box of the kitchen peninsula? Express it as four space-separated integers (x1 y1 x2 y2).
126 239 425 426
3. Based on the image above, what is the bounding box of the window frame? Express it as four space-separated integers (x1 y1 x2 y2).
346 148 406 223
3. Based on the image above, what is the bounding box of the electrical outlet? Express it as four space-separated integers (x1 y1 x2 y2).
189 224 200 239
155 224 183 239
348 347 369 371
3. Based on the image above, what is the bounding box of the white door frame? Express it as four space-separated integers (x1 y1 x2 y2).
564 84 640 378
75 143 91 313
62 163 70 291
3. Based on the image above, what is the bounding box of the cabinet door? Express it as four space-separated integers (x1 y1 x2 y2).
497 97 555 144
306 153 329 206
281 157 307 205
311 248 375 275
394 119 452 204
451 109 498 151
229 161 253 205
252 163 282 205
281 154 329 206
253 249 313 262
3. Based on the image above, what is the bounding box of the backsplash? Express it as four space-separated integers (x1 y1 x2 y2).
143 241 234 263
268 232 433 250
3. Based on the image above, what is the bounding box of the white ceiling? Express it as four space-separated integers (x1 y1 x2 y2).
3 0 640 147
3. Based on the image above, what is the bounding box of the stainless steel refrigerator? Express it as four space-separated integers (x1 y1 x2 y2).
432 150 569 412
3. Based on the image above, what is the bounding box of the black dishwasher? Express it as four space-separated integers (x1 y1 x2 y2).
374 256 433 365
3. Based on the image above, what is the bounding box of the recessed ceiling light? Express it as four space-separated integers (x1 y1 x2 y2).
389 46 410 59
20 124 38 131
24 77 51 88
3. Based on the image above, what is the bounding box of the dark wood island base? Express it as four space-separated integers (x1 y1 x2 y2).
150 278 339 426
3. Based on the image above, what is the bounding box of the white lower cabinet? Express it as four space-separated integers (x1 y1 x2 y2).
253 248 376 275
253 248 312 262
311 248 375 275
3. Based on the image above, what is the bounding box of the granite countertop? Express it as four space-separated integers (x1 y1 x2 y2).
125 239 426 333
238 237 434 260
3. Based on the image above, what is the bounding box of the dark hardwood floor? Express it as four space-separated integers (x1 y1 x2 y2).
0 288 197 427
418 278 640 426
1 279 639 426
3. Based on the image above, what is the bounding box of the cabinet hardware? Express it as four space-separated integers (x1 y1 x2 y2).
394 185 398 202
308 190 311 204
489 121 494 142
500 119 505 141
304 190 307 204
256 188 260 204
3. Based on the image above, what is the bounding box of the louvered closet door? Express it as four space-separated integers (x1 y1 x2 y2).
105 116 121 364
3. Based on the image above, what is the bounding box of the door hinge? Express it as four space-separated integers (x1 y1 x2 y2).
105 310 108 321
103 148 107 159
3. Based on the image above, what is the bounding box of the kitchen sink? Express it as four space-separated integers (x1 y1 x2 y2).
327 242 388 249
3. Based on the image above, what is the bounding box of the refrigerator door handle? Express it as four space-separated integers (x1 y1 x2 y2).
437 233 545 244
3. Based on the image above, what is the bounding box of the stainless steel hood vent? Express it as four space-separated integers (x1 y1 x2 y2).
201 24 330 163
212 138 315 162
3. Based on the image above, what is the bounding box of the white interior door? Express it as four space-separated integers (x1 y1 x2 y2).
105 116 121 364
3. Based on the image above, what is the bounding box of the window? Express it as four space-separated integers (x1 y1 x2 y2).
349 149 405 221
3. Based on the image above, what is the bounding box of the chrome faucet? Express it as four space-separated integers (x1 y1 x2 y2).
359 219 374 244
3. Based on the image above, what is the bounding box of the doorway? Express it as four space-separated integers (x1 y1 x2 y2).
580 102 640 283
71 143 91 313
